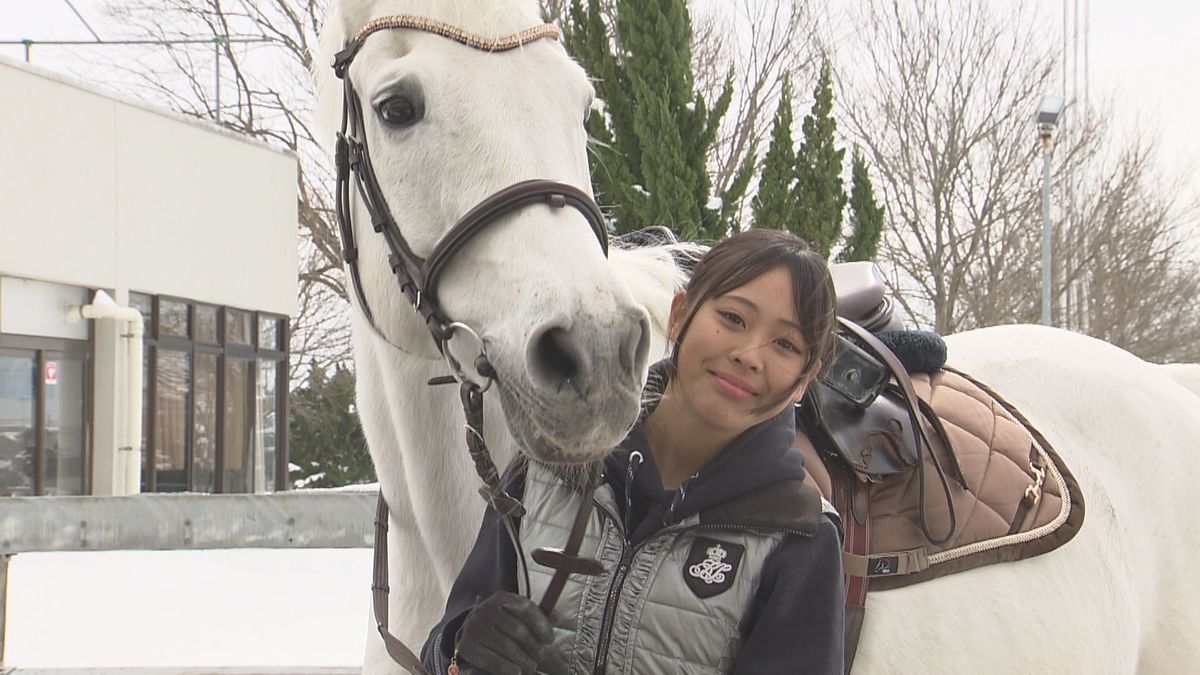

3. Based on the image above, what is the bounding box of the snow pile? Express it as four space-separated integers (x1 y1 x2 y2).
4 548 372 668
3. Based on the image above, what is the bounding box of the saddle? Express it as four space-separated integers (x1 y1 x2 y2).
810 262 1087 673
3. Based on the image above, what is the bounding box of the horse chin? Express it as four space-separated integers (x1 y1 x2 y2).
497 381 639 466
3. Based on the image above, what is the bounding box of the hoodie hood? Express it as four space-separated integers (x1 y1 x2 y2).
605 360 810 533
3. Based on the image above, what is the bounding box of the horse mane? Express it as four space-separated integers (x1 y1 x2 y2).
608 243 696 340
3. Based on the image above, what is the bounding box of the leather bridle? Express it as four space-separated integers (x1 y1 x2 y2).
331 15 606 674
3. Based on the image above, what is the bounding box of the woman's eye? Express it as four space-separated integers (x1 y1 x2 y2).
717 310 744 327
776 338 802 355
376 94 423 127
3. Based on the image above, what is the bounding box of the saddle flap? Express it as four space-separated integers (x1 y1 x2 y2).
821 335 890 406
803 382 921 481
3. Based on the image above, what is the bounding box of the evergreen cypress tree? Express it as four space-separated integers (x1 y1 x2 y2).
288 366 375 488
839 148 885 263
564 0 751 240
792 60 846 258
751 75 798 230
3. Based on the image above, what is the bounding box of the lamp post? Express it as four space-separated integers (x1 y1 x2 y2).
1036 94 1065 326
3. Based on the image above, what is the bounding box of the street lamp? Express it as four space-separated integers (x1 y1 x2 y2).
1036 94 1065 326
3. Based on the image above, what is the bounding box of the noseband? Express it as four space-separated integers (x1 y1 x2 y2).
331 15 606 674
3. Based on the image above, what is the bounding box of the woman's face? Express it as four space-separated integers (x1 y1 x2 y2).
667 266 816 436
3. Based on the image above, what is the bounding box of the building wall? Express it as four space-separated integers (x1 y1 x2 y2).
0 57 297 316
0 57 297 497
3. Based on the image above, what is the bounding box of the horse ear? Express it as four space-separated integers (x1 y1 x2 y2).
667 292 687 342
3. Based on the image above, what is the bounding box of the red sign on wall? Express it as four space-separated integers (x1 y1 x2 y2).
44 361 58 385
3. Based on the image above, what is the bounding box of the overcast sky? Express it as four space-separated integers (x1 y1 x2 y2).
2 0 1197 190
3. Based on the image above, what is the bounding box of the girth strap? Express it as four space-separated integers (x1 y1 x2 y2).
833 464 869 675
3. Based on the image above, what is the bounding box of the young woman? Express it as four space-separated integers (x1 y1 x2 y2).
422 228 845 674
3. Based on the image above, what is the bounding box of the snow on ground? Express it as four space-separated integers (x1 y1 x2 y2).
4 548 372 669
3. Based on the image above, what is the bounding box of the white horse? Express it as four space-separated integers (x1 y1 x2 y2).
316 2 1200 673
1160 362 1200 398
316 1 679 671
855 325 1200 673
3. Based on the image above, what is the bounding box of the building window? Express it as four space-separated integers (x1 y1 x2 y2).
226 309 252 346
153 349 190 492
193 352 218 492
137 294 288 493
258 316 280 351
159 299 190 338
256 359 278 492
223 357 253 493
0 353 35 496
0 339 90 497
43 354 86 496
196 305 218 345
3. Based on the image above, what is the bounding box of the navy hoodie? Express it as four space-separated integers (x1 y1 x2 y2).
422 371 845 674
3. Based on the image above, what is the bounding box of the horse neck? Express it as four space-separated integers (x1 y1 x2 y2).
350 311 518 578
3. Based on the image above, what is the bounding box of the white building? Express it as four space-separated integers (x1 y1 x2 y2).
0 56 297 497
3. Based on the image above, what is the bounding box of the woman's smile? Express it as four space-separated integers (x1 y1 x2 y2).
709 369 757 399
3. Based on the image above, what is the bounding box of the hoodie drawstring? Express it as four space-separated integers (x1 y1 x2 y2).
624 450 644 536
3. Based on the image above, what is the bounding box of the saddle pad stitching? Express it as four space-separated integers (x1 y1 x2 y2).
880 373 1066 555
926 437 1071 566
939 412 997 540
942 385 1043 530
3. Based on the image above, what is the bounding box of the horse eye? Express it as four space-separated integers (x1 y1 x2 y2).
376 93 423 128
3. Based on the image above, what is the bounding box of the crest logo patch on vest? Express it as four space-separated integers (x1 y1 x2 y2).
684 536 745 598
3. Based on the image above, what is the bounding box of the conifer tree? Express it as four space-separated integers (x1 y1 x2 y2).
792 60 846 257
288 367 374 488
839 148 885 262
751 75 798 230
564 0 752 240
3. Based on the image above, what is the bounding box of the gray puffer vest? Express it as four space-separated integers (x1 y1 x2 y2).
520 461 823 675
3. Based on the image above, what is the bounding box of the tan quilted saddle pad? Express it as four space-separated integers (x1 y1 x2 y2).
799 367 1086 589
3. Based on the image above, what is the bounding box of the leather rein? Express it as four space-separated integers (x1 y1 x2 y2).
331 15 607 674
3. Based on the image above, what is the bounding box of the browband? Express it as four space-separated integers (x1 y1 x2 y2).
353 14 560 52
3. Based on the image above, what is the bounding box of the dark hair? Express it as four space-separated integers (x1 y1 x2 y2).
669 229 837 406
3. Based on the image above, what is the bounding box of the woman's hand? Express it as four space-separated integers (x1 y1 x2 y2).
455 591 554 675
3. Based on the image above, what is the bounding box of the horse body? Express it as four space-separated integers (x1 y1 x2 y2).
1159 362 1200 398
317 2 1200 673
854 325 1200 673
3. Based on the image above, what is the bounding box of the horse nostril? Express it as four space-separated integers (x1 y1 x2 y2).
529 325 584 391
622 313 651 377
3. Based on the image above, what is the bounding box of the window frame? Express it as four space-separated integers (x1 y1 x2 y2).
0 333 93 497
137 295 289 493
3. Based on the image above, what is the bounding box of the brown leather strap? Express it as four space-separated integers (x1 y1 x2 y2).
372 495 430 675
421 179 609 314
837 319 962 544
833 466 869 675
532 480 605 614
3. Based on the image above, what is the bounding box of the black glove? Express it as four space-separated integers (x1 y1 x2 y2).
455 591 554 675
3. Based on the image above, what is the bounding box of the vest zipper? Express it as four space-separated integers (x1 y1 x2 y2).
592 544 634 674
585 477 818 674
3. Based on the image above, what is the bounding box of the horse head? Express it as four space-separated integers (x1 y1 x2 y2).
317 0 658 465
